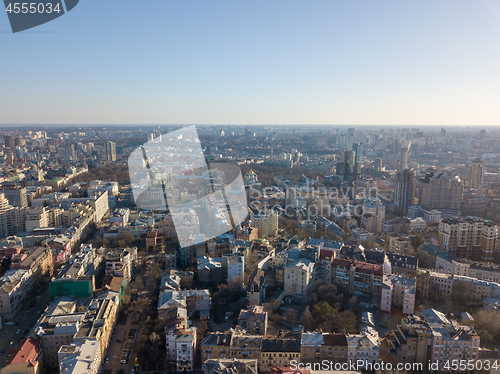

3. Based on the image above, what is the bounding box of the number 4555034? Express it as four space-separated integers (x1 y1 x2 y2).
6 2 62 14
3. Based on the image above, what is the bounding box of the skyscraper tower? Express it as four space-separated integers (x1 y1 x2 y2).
352 143 362 164
398 141 411 171
106 141 117 162
335 150 360 181
395 168 416 215
4 135 15 148
466 158 484 190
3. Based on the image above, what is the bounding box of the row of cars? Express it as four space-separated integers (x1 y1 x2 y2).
119 328 136 364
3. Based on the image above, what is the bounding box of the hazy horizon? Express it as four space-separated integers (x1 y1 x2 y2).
2 1 500 126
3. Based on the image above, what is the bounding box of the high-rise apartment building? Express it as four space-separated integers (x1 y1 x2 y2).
466 158 484 190
438 216 497 261
0 193 14 238
250 209 278 238
0 185 28 208
65 145 76 159
105 141 116 162
418 172 463 211
335 150 360 181
3 135 15 148
394 169 416 215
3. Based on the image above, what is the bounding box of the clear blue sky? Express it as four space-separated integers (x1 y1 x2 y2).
1 0 500 125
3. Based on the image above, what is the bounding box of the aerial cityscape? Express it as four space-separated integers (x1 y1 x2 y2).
0 125 499 374
2 1 500 374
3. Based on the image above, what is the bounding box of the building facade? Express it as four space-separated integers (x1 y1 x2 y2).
438 216 497 261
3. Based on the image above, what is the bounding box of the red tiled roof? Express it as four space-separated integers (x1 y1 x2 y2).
320 249 334 261
3 337 41 367
332 258 352 268
355 262 383 276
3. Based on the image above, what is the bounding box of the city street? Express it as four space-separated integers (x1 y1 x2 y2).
0 286 50 366
102 312 135 374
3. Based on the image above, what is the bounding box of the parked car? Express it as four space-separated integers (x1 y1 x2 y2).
116 339 123 343
16 329 21 334
6 322 14 326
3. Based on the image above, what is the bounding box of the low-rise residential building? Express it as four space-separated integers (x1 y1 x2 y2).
10 245 54 285
320 333 348 364
388 234 411 253
300 332 348 365
246 242 275 266
158 289 211 321
230 334 263 366
50 244 102 299
382 217 410 233
315 249 335 283
247 268 266 306
165 327 197 372
409 217 426 231
109 208 130 226
34 293 119 368
386 252 418 273
435 253 500 283
222 253 244 282
260 339 300 372
477 349 500 374
417 244 448 270
0 268 33 319
44 235 72 264
284 258 315 302
165 246 177 271
381 275 416 315
58 339 101 374
237 306 268 335
104 247 136 285
419 270 500 300
453 276 500 299
300 332 323 365
169 269 194 289
361 213 382 234
346 330 380 366
201 332 233 362
0 337 43 374
197 256 223 283
351 227 372 244
236 227 259 242
421 309 480 369
419 270 453 299
385 315 433 367
331 259 384 299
